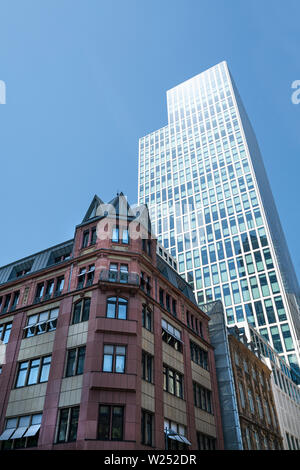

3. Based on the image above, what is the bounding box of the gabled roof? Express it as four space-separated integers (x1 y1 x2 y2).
80 193 154 236
82 195 104 223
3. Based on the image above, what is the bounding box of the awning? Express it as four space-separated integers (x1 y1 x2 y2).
0 428 16 440
10 426 28 439
23 424 41 437
165 430 191 446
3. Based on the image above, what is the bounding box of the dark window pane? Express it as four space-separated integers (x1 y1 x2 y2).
66 349 76 377
73 301 82 324
40 356 51 382
69 407 79 442
111 407 124 440
98 406 110 440
77 347 86 374
57 409 69 443
82 299 90 322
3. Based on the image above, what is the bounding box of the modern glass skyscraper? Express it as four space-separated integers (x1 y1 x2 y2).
138 61 300 378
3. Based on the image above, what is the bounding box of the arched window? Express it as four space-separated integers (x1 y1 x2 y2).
106 297 127 320
72 298 91 324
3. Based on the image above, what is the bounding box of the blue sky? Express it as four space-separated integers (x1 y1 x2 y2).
0 0 299 281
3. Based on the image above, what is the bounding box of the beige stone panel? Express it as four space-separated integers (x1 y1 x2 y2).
189 335 209 351
162 343 184 374
107 255 131 262
0 315 14 325
163 392 187 425
18 331 55 361
194 408 216 437
191 362 211 389
59 376 83 407
25 301 61 317
67 322 89 348
77 257 97 267
141 381 155 412
161 314 182 332
72 292 92 303
6 383 47 416
141 329 155 355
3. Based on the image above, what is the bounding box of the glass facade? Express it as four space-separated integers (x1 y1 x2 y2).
138 61 300 373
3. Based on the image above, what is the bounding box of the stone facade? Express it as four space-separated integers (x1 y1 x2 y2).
0 194 224 450
228 332 283 450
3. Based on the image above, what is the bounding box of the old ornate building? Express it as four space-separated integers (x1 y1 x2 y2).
0 193 223 450
228 326 283 450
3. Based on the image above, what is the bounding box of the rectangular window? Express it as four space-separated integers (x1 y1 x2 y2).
72 298 90 324
0 413 42 449
82 231 89 248
24 308 59 338
10 291 20 311
0 322 12 344
161 319 182 352
141 410 153 447
55 276 65 295
142 351 153 383
57 406 79 443
193 382 213 413
197 431 216 450
112 227 119 243
66 346 86 377
98 405 124 441
86 265 95 287
142 305 152 331
163 365 184 399
190 341 209 370
15 355 52 388
122 229 129 244
103 345 126 373
159 288 164 307
270 326 283 353
91 227 97 245
281 324 294 352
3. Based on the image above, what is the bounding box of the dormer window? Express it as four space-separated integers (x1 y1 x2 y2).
112 227 119 243
112 227 129 245
122 229 129 244
82 231 89 249
91 227 97 245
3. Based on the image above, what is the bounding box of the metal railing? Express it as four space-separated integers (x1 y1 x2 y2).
99 269 139 286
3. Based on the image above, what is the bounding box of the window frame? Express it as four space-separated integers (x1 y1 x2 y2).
106 296 128 320
24 308 59 338
0 321 12 344
141 409 154 447
15 355 52 388
163 364 184 399
142 350 153 383
71 298 91 324
102 344 126 374
56 406 80 444
142 305 152 331
97 405 124 441
65 345 86 377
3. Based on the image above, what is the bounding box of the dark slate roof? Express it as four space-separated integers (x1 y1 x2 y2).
0 240 74 286
0 193 197 308
156 255 198 306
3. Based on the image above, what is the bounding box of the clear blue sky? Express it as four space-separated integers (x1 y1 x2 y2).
0 0 299 282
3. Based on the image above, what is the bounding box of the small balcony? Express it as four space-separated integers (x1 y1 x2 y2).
99 270 139 286
89 371 137 391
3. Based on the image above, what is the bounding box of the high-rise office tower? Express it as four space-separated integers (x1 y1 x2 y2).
138 61 300 378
